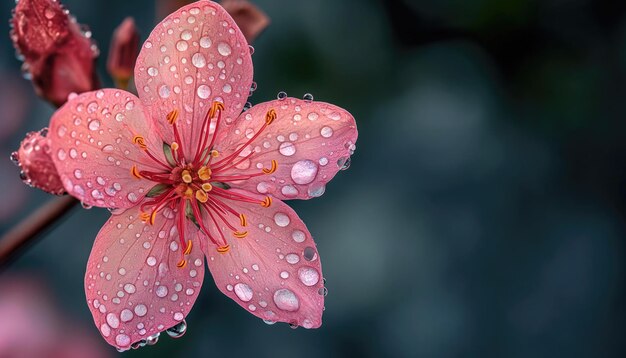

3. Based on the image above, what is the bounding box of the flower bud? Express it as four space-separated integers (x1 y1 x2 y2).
12 128 65 195
107 17 140 90
221 0 270 43
10 0 100 107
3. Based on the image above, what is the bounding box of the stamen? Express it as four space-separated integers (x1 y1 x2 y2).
211 150 219 157
262 160 278 174
195 189 208 203
201 183 213 192
198 166 211 180
140 212 151 223
149 210 157 225
131 165 143 179
167 109 179 125
217 245 230 253
132 135 147 149
265 109 277 125
233 231 248 238
181 170 193 184
177 259 187 268
184 240 193 255
261 196 272 208
183 186 193 198
171 142 180 151
240 214 247 227
208 101 224 119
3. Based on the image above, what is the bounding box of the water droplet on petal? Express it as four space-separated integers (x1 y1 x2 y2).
337 157 351 170
147 67 158 76
273 289 300 312
279 142 296 156
88 119 100 131
115 334 130 347
158 85 171 98
192 52 206 68
303 247 317 261
200 36 212 48
166 320 187 338
292 230 305 243
274 212 290 227
291 160 318 184
277 91 287 100
197 85 211 99
234 283 253 302
303 93 314 102
176 40 188 51
307 183 326 198
217 42 232 56
320 126 333 138
298 267 320 286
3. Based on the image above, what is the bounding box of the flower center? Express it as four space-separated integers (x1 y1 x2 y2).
129 102 278 267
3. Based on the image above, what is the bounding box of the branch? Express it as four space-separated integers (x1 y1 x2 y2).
0 195 78 269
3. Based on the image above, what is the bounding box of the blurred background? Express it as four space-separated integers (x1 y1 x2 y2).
1 0 626 357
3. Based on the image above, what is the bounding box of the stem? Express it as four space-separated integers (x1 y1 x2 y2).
0 195 78 269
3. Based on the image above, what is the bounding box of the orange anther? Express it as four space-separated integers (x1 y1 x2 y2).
233 231 248 238
201 183 213 192
198 166 211 180
171 142 179 151
167 109 179 124
208 101 225 118
262 160 278 174
131 165 143 179
265 109 277 125
260 196 272 208
184 240 193 255
181 170 193 184
132 135 147 149
176 259 187 268
195 189 208 203
217 245 230 253
239 213 247 227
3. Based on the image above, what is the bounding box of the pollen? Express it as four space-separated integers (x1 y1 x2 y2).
198 166 211 180
208 101 225 118
130 165 142 179
217 245 230 253
181 170 193 183
132 135 147 149
184 240 193 255
201 183 213 192
260 196 272 208
262 160 278 174
265 108 277 125
195 189 208 203
167 109 179 124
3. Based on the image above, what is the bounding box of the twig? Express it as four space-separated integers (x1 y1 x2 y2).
0 195 78 269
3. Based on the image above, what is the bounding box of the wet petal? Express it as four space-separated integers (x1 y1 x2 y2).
85 206 205 350
216 98 358 200
15 129 65 195
201 190 324 328
49 89 165 208
134 1 253 158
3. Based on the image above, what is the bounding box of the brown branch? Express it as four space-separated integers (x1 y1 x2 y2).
0 195 78 268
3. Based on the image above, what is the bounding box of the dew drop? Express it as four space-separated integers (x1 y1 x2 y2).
147 67 158 76
281 185 298 198
166 320 187 338
337 157 351 170
277 91 287 100
200 36 212 48
273 289 299 312
217 42 232 56
290 160 318 184
274 212 290 227
176 40 188 51
158 85 171 98
234 283 253 302
308 183 326 197
192 52 206 68
303 93 314 101
298 267 320 286
279 142 296 156
116 334 130 347
303 247 317 261
197 85 211 99
180 30 192 40
286 253 300 264
320 126 333 138
292 230 305 243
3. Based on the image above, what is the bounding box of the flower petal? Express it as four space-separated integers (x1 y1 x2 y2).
85 206 205 349
134 1 253 158
49 89 165 208
216 98 358 200
201 190 324 328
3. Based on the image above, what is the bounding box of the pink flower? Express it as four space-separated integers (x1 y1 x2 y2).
48 0 357 350
10 0 100 107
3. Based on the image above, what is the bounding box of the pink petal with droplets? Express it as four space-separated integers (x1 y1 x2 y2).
85 206 205 349
201 190 324 328
134 0 253 158
49 89 166 208
217 98 358 200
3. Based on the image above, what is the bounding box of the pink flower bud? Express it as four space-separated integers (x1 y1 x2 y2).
221 0 270 43
10 0 100 107
12 128 65 195
106 17 140 90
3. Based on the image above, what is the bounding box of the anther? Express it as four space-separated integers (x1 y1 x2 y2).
176 259 187 268
217 245 230 253
131 165 143 179
140 212 151 223
171 142 179 151
184 240 193 255
208 101 225 118
233 231 248 238
181 170 193 183
167 109 179 124
132 135 147 149
211 150 219 157
195 189 208 203
201 183 213 192
262 160 278 174
239 213 247 227
183 187 193 198
149 210 157 225
198 166 211 180
260 196 272 208
265 109 277 125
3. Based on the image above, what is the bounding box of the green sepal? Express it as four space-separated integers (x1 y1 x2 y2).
146 183 170 198
163 142 177 167
212 182 230 190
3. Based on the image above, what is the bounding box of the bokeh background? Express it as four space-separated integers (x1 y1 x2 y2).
1 0 626 357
